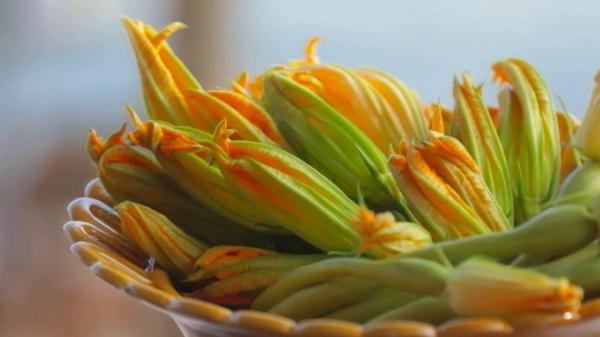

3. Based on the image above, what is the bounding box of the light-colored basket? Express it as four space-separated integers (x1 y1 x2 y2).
63 179 600 337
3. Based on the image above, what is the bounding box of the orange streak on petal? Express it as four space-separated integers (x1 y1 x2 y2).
408 148 474 223
423 136 480 173
209 90 282 143
430 105 445 133
203 295 254 306
226 143 326 196
157 128 207 159
87 129 105 152
106 123 127 147
228 163 298 215
491 64 510 84
196 245 278 274
487 106 500 126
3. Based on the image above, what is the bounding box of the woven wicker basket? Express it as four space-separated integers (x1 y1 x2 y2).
63 179 600 337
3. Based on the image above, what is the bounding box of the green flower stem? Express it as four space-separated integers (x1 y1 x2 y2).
564 257 600 294
251 257 451 311
325 288 420 323
268 277 380 320
555 161 600 211
510 253 552 267
532 240 600 293
535 240 600 276
397 204 596 265
368 296 454 325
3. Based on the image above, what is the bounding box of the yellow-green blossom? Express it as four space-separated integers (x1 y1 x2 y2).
389 133 510 241
493 58 560 223
575 71 600 161
121 17 286 147
448 257 583 316
450 73 513 222
116 201 207 278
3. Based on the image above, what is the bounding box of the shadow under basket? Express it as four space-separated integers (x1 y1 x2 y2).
64 179 600 337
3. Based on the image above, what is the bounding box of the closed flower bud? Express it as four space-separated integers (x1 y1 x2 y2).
450 73 513 222
141 122 284 233
122 17 285 147
354 207 431 257
273 38 428 151
389 133 510 241
575 71 600 161
206 120 362 253
121 17 199 126
115 201 208 278
97 143 266 246
355 67 430 142
261 69 411 217
448 257 583 316
85 124 126 164
493 58 561 223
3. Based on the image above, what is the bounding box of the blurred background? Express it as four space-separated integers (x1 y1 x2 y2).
1 1 600 336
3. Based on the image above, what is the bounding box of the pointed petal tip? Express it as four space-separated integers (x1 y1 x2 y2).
152 21 187 47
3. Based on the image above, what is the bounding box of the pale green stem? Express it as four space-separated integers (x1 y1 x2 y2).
325 288 420 323
268 277 380 320
251 257 450 311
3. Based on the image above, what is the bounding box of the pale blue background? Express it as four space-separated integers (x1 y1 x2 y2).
0 1 599 336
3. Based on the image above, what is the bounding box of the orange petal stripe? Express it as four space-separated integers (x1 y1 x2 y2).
209 90 283 144
195 245 278 280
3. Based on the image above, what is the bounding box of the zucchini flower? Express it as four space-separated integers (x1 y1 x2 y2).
389 133 510 241
121 17 286 147
448 257 583 316
450 74 513 222
190 88 287 146
95 142 265 246
354 207 431 257
115 201 207 278
261 68 411 216
205 120 427 255
121 17 199 125
493 58 561 223
134 120 284 233
206 120 361 252
556 110 582 181
575 71 600 161
355 67 429 142
86 124 126 164
269 38 428 151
